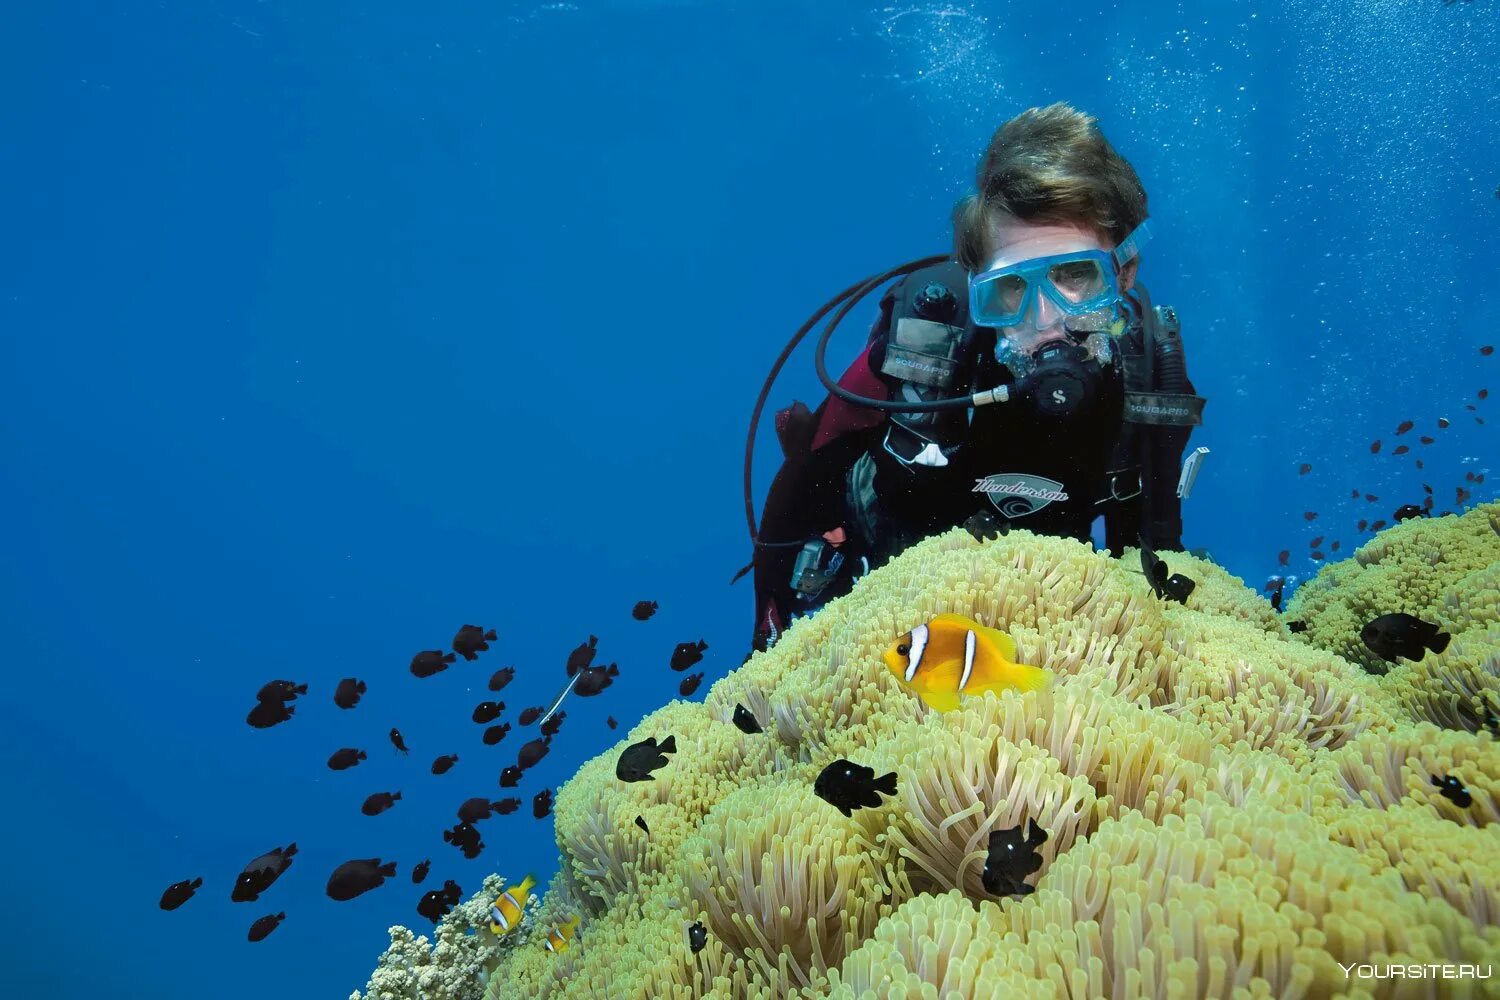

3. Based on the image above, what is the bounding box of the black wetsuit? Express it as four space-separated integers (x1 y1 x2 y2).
749 266 1197 653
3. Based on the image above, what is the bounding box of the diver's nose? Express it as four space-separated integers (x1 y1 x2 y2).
1030 290 1066 331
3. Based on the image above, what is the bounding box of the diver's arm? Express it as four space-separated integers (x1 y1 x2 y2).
750 421 873 652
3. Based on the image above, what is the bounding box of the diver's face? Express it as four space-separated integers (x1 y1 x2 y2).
981 215 1137 356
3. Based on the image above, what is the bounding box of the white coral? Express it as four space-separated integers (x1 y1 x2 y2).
350 874 535 1000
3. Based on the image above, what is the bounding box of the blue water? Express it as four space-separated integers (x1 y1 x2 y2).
2 2 1496 997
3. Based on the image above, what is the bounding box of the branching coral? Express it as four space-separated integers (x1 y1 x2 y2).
366 503 1500 1000
352 874 529 1000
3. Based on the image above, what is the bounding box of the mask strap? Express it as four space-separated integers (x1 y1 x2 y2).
1111 220 1151 269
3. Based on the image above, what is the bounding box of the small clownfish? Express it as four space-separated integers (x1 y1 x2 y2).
881 613 1050 712
544 914 582 953
489 873 537 938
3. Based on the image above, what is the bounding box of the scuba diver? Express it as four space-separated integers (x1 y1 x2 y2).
740 103 1206 653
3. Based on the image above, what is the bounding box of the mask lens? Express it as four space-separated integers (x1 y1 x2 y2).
973 272 1028 324
1047 259 1107 303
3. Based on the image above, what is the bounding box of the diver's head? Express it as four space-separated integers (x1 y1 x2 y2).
951 103 1149 365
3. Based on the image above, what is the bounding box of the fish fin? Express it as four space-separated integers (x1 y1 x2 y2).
1006 663 1051 693
978 623 1018 663
284 843 298 855
393 791 402 800
1431 632 1451 654
918 689 962 713
380 861 396 876
874 771 898 796
660 735 677 754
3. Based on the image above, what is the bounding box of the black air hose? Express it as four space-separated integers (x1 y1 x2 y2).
1153 321 1189 393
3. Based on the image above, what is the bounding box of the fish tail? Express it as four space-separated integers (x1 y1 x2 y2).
443 652 456 662
874 771 898 796
485 629 497 640
1431 631 1452 654
380 861 397 877
285 843 299 856
393 791 402 800
659 735 677 753
191 877 203 888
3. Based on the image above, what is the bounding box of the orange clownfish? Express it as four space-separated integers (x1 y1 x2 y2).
882 613 1050 712
544 914 581 953
489 873 536 938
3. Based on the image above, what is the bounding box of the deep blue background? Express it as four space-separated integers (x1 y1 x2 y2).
2 2 1496 997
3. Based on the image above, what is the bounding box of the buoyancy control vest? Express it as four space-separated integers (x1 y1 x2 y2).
842 261 1203 568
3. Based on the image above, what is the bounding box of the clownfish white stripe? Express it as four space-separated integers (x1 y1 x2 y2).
490 904 511 931
958 629 976 691
904 624 929 682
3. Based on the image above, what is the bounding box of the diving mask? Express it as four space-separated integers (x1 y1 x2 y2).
968 221 1150 332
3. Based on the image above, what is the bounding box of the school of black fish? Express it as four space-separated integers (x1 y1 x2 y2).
161 600 701 948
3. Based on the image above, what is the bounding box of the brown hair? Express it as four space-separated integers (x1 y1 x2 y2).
953 102 1148 271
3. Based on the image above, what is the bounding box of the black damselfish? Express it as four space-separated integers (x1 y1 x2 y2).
670 640 708 672
326 859 397 901
487 667 515 692
411 650 456 678
431 754 459 775
813 759 897 817
1361 613 1451 663
517 737 551 770
442 822 484 860
411 860 431 884
457 798 506 824
483 723 511 746
632 600 658 621
732 704 763 734
452 625 497 661
617 736 677 782
1432 774 1472 809
159 877 202 911
247 912 285 942
472 701 505 724
533 788 553 819
540 712 566 737
246 699 295 729
334 677 367 709
566 635 599 675
981 818 1048 897
678 672 703 697
688 920 707 954
390 728 411 754
498 765 522 788
574 662 619 697
328 748 367 771
362 791 401 816
232 844 297 902
417 879 462 924
256 680 306 704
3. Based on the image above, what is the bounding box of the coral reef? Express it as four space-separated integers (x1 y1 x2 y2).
365 503 1500 999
